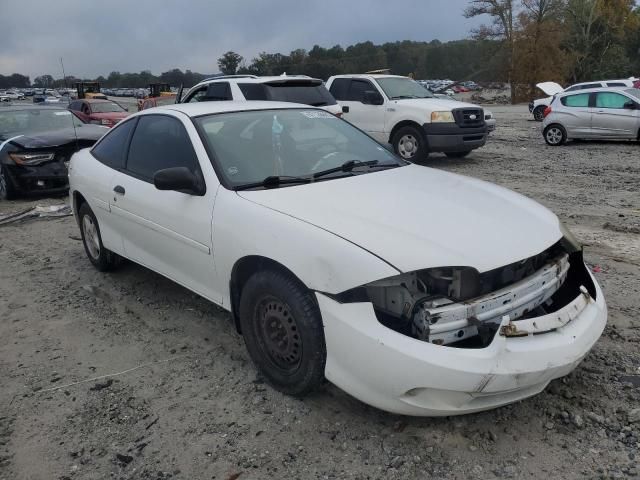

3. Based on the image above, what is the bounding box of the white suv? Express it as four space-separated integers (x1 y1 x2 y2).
326 74 487 160
178 75 343 116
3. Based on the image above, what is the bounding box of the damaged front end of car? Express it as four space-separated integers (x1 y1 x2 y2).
332 235 596 349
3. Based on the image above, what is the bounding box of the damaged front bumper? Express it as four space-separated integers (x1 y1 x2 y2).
318 269 606 416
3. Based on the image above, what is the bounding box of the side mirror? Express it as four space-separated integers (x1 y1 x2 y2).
363 90 383 105
623 101 637 110
153 167 205 195
341 105 350 114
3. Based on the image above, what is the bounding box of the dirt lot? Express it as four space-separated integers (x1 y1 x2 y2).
1 104 639 480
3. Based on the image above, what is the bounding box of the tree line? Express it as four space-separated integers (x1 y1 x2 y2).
3 0 638 103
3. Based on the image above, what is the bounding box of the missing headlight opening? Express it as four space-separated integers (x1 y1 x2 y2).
336 240 596 348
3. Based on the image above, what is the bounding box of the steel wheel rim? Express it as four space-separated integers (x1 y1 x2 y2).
398 134 419 159
546 128 563 145
255 296 302 373
82 215 101 259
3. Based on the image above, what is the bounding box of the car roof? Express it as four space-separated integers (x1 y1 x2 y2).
557 86 635 96
572 79 632 87
329 74 407 80
83 99 114 103
148 100 316 117
191 75 319 89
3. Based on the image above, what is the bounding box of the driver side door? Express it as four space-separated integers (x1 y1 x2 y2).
335 79 387 142
109 113 222 302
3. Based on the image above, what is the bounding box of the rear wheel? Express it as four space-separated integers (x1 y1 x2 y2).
78 202 119 271
544 124 567 146
0 166 16 200
533 105 546 122
239 270 326 396
445 151 472 158
392 125 428 161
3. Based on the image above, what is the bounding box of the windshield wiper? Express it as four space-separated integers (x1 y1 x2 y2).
234 175 311 191
312 160 387 179
390 95 420 100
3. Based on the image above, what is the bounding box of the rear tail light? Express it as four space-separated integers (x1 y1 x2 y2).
543 106 552 118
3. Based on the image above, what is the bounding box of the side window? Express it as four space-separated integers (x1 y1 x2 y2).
91 118 136 169
561 93 590 107
329 79 350 100
204 82 232 101
69 101 81 111
595 92 629 109
238 83 267 100
606 82 626 87
126 115 200 181
186 87 207 103
579 83 600 90
347 80 373 102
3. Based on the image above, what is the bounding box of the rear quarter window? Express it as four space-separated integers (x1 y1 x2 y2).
265 84 337 106
91 118 136 169
561 93 590 108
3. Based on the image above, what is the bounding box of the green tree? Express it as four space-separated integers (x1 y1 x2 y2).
217 51 244 75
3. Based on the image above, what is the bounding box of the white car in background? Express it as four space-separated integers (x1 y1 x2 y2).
179 74 344 117
69 101 606 416
530 78 638 121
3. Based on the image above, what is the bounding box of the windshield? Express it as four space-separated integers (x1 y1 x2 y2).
377 77 434 99
0 109 84 137
625 88 640 101
195 109 403 188
91 102 125 113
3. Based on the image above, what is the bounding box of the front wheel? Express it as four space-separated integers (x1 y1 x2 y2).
445 151 472 158
392 125 428 161
239 270 326 396
543 124 567 146
78 202 119 271
0 165 16 200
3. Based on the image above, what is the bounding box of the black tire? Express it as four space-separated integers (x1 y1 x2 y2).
239 269 326 396
78 202 119 271
392 125 428 161
543 124 567 146
0 165 16 200
533 105 546 122
445 151 472 158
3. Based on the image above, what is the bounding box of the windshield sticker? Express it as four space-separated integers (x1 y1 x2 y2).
54 111 72 116
300 110 334 119
227 166 239 176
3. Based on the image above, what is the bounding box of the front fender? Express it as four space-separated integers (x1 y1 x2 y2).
212 188 399 307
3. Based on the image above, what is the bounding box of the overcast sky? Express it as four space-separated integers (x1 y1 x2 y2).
0 0 483 80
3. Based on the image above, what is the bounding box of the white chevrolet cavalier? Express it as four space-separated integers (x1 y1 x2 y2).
69 102 607 416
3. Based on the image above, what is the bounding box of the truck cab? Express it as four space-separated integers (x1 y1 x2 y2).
326 74 487 160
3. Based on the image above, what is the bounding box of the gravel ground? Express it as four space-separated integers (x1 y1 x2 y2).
1 105 639 480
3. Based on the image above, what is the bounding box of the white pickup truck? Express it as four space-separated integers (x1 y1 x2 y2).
326 74 488 160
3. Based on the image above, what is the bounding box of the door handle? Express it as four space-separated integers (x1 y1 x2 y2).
113 185 125 195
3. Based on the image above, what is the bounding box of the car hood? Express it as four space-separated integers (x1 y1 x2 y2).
4 124 108 149
536 82 564 96
238 164 562 275
89 112 129 120
394 98 480 110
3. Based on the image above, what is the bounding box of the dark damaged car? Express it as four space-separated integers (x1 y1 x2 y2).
0 105 108 199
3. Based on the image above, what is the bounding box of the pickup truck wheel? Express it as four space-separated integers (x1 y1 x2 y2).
533 106 546 122
543 124 567 146
239 270 326 397
78 203 119 271
392 126 427 161
0 166 16 200
445 151 471 158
